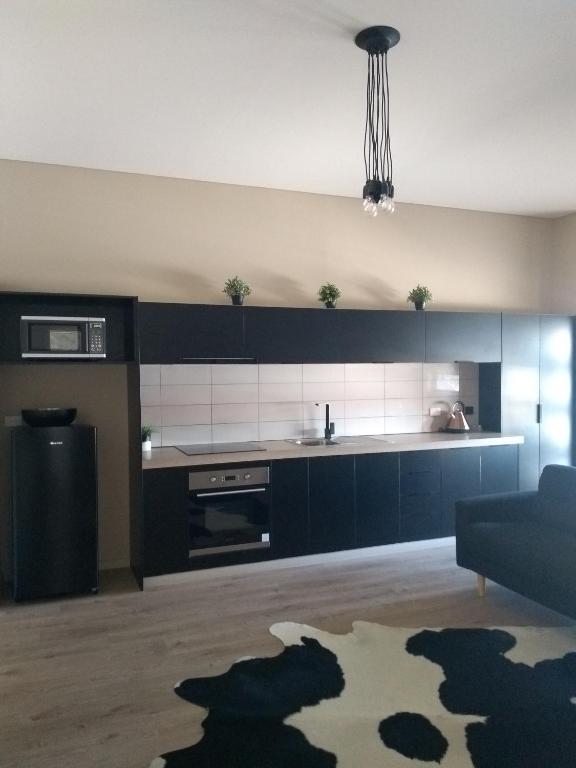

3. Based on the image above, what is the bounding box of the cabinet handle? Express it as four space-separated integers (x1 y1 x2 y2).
195 488 268 498
536 404 542 424
180 357 256 362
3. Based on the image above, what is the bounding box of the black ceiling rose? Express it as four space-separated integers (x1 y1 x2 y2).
354 26 400 55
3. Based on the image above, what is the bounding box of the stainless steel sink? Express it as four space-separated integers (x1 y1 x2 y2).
286 438 341 447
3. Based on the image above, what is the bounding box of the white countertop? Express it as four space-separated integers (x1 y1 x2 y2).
142 432 524 470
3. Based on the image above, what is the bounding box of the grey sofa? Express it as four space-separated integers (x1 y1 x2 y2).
456 464 576 618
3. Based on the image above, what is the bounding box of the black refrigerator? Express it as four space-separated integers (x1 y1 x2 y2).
11 425 99 601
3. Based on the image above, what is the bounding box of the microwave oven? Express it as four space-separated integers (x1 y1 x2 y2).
20 316 107 359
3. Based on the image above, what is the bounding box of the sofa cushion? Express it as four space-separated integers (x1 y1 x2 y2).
461 521 576 584
537 465 576 533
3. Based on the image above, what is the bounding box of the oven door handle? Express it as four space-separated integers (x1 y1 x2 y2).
195 487 268 498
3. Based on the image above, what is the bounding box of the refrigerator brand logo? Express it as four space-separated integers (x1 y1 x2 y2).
49 441 64 446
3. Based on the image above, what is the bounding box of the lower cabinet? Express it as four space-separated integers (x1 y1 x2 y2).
356 453 399 546
309 456 356 553
481 444 519 494
270 459 309 558
399 451 443 542
143 468 189 577
441 448 481 535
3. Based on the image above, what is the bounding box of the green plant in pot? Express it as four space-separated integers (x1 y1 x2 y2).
318 283 341 309
407 285 432 311
223 276 251 306
141 425 155 452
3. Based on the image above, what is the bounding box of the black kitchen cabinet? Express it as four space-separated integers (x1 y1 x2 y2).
425 312 502 363
399 451 444 541
337 310 425 363
355 453 399 546
309 456 356 552
539 315 573 472
270 459 309 557
143 468 189 576
139 302 247 363
481 445 519 494
501 314 541 491
245 307 340 363
441 448 481 534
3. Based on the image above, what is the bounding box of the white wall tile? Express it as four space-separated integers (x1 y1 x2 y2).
423 363 460 378
385 380 422 399
140 386 161 406
259 382 302 403
259 402 303 422
141 406 162 427
150 429 162 448
345 417 386 436
423 397 453 416
161 364 210 386
161 425 211 446
384 398 423 417
161 385 211 405
384 416 424 434
385 363 423 381
161 404 211 426
303 382 346 402
212 383 258 404
259 364 302 384
345 381 385 400
212 422 259 443
303 418 346 438
345 364 385 382
303 364 345 382
423 376 460 396
345 400 385 418
259 421 303 440
140 365 161 386
303 401 345 420
212 403 259 424
211 364 258 385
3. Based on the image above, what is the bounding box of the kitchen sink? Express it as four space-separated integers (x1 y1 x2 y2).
286 438 341 447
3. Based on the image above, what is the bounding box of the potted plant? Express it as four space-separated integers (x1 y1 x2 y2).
142 425 155 452
407 285 432 311
318 283 341 309
223 276 251 306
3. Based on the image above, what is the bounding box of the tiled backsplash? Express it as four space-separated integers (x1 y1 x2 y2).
141 363 479 447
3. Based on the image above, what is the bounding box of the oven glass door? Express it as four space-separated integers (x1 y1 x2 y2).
188 487 270 556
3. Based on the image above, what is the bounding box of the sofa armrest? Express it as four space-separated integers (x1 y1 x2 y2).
456 491 538 529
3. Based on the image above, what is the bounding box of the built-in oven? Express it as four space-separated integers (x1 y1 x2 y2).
188 466 270 557
20 316 106 359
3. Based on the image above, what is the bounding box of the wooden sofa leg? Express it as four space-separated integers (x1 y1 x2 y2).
477 574 486 597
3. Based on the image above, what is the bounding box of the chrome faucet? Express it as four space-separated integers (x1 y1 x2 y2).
315 403 335 441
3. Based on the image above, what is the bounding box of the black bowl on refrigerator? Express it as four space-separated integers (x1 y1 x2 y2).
21 408 77 428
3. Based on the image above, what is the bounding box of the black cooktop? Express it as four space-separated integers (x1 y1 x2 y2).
176 442 266 456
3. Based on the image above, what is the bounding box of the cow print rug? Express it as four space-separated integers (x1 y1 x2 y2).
150 621 576 767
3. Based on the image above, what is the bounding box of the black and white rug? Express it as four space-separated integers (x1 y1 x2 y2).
150 621 576 767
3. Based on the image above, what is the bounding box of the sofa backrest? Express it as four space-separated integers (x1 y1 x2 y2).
538 464 576 532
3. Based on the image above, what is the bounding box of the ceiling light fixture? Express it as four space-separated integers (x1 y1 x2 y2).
355 25 400 217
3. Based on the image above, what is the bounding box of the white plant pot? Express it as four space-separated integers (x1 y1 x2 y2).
142 439 152 452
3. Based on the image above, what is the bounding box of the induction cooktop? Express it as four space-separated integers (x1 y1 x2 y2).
175 442 266 456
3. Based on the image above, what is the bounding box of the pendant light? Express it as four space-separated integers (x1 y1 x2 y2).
355 26 400 217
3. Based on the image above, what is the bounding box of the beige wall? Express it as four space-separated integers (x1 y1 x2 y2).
0 160 552 312
0 365 130 573
545 212 576 314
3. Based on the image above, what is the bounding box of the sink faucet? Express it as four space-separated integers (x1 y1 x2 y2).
315 403 335 441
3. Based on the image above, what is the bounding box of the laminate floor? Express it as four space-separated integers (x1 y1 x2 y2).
1 539 571 768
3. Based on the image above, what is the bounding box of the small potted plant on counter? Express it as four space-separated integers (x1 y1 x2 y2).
318 283 341 309
142 426 155 452
407 284 432 311
223 276 251 306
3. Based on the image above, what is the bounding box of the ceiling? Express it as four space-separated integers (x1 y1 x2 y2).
2 0 576 217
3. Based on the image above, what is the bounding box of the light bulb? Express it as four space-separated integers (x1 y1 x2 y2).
378 195 388 209
388 199 395 214
362 198 370 209
370 206 378 217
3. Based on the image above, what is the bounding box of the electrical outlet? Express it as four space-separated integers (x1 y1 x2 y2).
464 406 474 415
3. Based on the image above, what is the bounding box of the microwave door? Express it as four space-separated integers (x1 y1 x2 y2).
21 316 91 358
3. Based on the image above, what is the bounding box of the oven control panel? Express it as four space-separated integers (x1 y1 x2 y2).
189 466 270 491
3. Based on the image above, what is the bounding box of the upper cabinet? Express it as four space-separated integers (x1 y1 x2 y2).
425 312 502 362
337 310 425 362
139 303 247 364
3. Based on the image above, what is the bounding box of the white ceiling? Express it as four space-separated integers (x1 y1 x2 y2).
2 0 576 217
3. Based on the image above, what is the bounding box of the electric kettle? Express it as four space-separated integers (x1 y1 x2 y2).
445 401 470 433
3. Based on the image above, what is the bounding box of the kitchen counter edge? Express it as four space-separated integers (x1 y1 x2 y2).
142 433 524 470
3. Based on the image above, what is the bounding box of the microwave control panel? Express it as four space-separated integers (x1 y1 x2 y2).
88 320 106 357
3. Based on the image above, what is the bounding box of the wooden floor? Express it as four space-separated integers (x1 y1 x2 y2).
1 539 572 768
